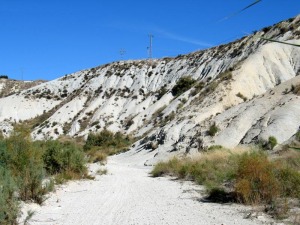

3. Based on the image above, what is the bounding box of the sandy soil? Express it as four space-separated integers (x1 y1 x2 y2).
19 152 279 225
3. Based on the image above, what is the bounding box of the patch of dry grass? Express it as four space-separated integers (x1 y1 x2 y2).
87 149 108 163
152 146 300 208
235 152 280 204
152 147 246 190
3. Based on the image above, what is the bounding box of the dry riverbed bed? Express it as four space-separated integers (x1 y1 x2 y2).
19 152 281 225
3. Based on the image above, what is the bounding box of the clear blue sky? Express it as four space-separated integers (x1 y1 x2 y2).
1 0 299 80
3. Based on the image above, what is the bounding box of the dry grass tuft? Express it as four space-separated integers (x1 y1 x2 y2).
87 149 107 163
235 152 280 204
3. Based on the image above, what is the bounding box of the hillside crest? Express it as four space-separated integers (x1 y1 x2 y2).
1 15 300 162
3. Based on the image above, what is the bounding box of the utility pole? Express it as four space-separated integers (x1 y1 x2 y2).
148 34 154 60
119 49 126 60
20 68 24 81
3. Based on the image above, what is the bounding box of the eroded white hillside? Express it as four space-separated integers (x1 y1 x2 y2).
0 15 299 161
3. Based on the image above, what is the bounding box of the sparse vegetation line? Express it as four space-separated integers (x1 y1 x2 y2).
151 146 300 219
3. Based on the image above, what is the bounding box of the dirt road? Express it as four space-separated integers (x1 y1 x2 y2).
20 152 275 225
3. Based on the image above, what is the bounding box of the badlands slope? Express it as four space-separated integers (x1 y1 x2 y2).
0 16 300 163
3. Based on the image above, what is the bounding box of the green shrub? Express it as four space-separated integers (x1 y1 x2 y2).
296 131 300 142
291 84 300 95
17 160 48 204
0 75 8 79
0 140 10 168
84 130 133 155
0 125 88 222
171 76 196 97
0 167 19 225
208 123 219 136
262 26 271 33
192 154 237 190
43 140 86 176
84 130 114 151
91 121 100 127
3 126 47 203
268 136 278 149
236 92 247 101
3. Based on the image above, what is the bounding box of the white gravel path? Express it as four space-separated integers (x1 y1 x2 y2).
19 152 279 225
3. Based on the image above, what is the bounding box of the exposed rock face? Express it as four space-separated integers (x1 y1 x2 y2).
0 15 299 161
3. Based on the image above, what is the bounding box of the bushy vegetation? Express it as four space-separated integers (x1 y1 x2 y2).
208 123 219 136
260 136 278 150
84 129 134 162
0 125 87 224
235 152 279 204
236 92 247 102
171 76 196 97
152 147 300 209
0 167 19 224
42 140 86 176
1 126 48 204
0 75 8 79
268 136 277 150
292 84 300 95
296 131 300 142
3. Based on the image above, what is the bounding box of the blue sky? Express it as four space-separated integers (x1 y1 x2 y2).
0 0 299 80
